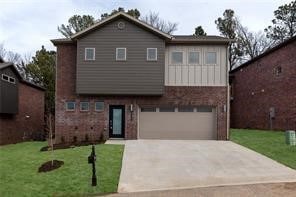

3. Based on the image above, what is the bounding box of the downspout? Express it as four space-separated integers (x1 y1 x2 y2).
226 43 230 140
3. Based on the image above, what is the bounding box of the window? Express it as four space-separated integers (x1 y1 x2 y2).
206 52 217 64
95 101 104 111
85 48 95 60
80 102 89 111
171 52 183 64
66 102 76 111
188 51 199 64
141 107 156 112
178 107 194 112
2 74 9 81
147 48 157 61
116 48 126 61
1 74 15 84
159 107 175 112
197 106 212 112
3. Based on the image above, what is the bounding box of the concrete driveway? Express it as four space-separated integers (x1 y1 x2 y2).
118 140 296 193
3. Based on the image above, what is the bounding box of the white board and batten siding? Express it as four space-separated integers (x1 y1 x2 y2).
165 45 228 86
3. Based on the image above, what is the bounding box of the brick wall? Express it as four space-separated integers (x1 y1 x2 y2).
0 83 45 145
55 44 228 144
231 39 296 130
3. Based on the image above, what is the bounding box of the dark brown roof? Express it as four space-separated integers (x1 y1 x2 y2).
0 62 45 91
51 38 74 45
230 36 296 73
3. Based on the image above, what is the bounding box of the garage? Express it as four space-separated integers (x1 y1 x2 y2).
139 106 217 140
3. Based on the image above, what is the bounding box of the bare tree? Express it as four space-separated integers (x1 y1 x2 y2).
0 43 30 78
141 12 178 34
236 20 272 64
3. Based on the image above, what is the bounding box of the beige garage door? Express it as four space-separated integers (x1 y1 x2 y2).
139 106 217 140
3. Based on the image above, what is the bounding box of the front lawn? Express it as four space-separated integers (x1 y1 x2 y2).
231 129 296 169
0 142 124 197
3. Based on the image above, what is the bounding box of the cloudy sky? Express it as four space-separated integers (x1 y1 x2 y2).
0 0 291 57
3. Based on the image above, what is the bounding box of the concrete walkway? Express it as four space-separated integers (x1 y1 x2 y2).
105 182 296 197
118 140 296 193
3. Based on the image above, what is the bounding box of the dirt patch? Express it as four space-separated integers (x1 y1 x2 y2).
38 160 64 173
40 140 105 152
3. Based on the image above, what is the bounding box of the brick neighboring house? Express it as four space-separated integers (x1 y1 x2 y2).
51 12 231 144
0 58 45 145
230 36 296 131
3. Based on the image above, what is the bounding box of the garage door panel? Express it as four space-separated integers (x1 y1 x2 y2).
139 109 216 140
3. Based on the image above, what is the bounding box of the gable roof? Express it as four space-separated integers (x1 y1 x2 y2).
51 12 232 45
0 62 45 91
71 12 173 40
230 36 296 73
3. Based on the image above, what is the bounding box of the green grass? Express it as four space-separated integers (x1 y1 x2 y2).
0 142 124 197
231 129 296 169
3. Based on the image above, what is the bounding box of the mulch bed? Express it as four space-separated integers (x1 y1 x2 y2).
40 140 106 152
38 160 64 173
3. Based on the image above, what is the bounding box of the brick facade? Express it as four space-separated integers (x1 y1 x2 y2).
230 38 296 130
55 44 228 144
0 83 45 145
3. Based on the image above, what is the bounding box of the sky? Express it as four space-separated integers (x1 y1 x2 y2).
0 0 291 57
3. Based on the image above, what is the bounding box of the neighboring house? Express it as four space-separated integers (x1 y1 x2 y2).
0 58 45 145
51 12 231 144
230 36 296 131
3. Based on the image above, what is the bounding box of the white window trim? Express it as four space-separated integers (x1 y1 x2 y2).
95 101 104 112
66 102 76 111
116 48 127 61
80 102 90 111
188 51 200 65
1 74 15 84
205 51 217 65
147 48 157 61
85 48 95 61
171 51 183 64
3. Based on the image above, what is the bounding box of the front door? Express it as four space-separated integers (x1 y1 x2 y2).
109 105 125 138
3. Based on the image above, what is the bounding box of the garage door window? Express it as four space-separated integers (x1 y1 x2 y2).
197 106 212 112
141 107 156 112
178 107 194 112
159 107 175 112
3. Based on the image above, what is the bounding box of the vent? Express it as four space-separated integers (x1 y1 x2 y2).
117 22 125 29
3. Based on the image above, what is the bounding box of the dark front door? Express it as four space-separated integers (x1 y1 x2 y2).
109 105 125 138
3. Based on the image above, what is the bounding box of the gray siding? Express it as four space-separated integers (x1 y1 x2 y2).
76 17 165 95
0 67 19 114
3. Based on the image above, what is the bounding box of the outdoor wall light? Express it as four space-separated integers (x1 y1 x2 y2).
130 104 133 112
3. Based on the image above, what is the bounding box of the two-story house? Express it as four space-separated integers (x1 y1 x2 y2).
230 36 296 131
51 12 231 143
0 57 45 145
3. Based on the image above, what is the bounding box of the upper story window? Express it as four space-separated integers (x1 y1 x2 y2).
95 101 104 111
188 51 200 64
206 52 217 64
116 48 126 61
80 102 89 111
171 51 183 64
85 48 95 60
147 48 157 61
66 101 76 111
1 74 15 84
